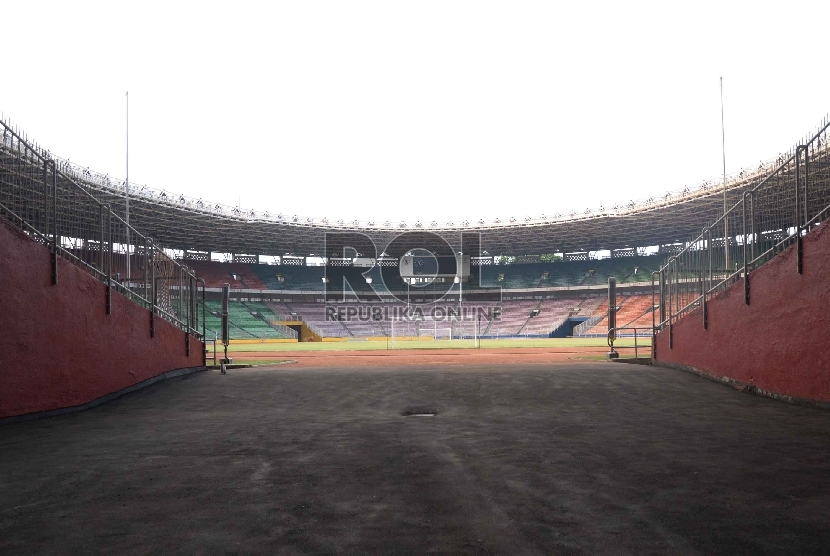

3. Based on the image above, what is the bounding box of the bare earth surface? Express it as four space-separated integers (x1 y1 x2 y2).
2 356 830 554
231 347 615 366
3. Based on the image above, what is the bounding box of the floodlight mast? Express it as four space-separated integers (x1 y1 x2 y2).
720 77 728 271
125 91 130 282
454 273 462 338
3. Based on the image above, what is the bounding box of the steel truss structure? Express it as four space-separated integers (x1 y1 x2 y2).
2 116 830 261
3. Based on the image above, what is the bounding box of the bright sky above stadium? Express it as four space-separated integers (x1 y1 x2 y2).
3 1 829 224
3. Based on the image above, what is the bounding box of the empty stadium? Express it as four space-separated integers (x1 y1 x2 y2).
3 117 794 347
3 104 830 553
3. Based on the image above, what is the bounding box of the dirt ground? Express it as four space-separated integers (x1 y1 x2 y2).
230 346 620 366
2 359 830 554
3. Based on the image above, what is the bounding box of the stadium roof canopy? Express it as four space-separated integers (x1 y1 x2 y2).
71 161 805 257
87 173 778 257
3 117 828 258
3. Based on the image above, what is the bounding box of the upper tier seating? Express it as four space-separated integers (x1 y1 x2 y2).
186 260 266 289
190 256 664 292
252 265 326 291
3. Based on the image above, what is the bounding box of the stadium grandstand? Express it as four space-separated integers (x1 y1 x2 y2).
0 113 791 342
3 114 829 346
0 111 828 386
186 256 659 340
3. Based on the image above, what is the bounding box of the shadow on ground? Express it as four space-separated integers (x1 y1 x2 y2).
2 363 829 554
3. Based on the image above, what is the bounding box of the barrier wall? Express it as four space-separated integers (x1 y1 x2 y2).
0 218 204 419
654 221 830 404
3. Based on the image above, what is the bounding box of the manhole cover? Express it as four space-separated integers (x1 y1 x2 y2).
401 409 438 417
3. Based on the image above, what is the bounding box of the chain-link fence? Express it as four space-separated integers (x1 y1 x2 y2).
0 119 205 341
654 117 830 332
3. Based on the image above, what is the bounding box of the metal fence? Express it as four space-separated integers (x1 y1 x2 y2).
267 311 324 339
572 314 603 337
654 117 830 332
0 119 204 342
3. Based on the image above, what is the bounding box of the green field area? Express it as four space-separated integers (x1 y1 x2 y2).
213 337 651 353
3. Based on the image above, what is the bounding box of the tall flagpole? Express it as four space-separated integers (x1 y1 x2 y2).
720 77 728 272
126 91 130 282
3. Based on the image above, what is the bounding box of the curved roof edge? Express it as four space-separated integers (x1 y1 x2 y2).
6 113 825 232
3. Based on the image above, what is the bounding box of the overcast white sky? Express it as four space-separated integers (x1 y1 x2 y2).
3 1 829 223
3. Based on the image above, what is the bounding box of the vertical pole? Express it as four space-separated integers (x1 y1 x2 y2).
200 279 207 366
651 273 656 333
202 280 206 341
743 193 749 304
191 275 196 333
750 190 756 263
187 274 193 331
50 160 58 285
150 240 155 337
803 143 809 226
221 283 230 365
99 204 105 275
125 91 131 282
607 276 618 359
143 237 149 308
702 227 708 328
187 275 192 333
720 77 729 272
651 272 657 360
42 158 48 233
796 146 805 274
707 227 713 292
607 277 617 342
42 160 49 264
669 322 673 349
795 146 801 239
675 258 681 316
658 269 666 326
670 259 676 322
457 257 463 342
106 207 112 315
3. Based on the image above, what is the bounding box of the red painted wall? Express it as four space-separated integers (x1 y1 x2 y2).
654 221 830 403
0 218 204 419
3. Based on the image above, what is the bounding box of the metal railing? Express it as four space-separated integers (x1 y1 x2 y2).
608 327 652 358
252 320 298 340
654 118 830 333
268 311 324 339
0 119 205 342
572 314 604 337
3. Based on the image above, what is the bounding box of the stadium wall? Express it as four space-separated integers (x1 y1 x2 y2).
0 217 204 419
654 221 830 405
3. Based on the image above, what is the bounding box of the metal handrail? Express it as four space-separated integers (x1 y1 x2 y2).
608 326 653 359
1 120 203 340
654 118 830 334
